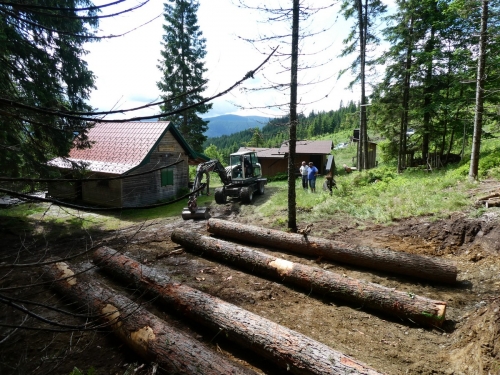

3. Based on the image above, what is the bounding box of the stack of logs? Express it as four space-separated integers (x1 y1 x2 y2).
43 218 459 375
476 191 500 208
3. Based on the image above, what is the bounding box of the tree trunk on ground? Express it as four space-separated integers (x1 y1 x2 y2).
207 219 457 284
93 247 383 375
43 262 256 375
171 230 446 327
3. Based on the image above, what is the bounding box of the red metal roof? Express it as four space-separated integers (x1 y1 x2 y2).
237 147 284 159
49 122 170 174
239 140 332 160
279 140 333 155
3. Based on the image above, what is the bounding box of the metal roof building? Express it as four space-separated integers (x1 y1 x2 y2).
238 140 333 177
48 122 208 208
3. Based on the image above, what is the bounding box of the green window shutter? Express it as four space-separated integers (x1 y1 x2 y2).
161 169 174 186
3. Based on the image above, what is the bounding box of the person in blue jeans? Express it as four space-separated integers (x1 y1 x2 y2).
307 162 318 192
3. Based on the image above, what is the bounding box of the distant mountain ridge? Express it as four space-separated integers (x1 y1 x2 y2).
204 114 270 138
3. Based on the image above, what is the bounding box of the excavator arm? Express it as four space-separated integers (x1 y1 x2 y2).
184 160 230 218
191 160 230 196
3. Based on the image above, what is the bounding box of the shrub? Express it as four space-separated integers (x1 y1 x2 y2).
352 167 396 187
267 172 288 182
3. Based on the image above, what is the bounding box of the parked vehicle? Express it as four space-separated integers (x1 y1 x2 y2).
334 142 348 150
182 151 267 220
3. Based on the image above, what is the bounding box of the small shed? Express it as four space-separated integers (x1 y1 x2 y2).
239 140 333 177
48 122 208 208
352 129 377 169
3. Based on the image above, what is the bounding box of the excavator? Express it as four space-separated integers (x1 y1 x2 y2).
182 150 267 220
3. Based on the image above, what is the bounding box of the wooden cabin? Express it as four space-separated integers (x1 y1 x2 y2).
239 140 333 177
48 122 208 208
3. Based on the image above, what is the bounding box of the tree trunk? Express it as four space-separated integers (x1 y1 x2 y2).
206 219 457 284
398 15 414 173
357 0 366 171
469 0 489 181
93 247 383 375
43 262 256 375
422 14 436 161
171 230 446 327
288 0 300 232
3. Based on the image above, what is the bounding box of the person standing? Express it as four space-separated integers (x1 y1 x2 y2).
299 161 309 190
307 162 319 192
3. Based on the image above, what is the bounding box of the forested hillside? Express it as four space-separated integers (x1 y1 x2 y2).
204 115 271 138
203 101 359 159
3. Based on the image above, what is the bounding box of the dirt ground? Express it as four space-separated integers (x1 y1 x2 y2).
0 181 499 375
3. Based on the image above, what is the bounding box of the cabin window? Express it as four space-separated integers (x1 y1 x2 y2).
161 169 174 186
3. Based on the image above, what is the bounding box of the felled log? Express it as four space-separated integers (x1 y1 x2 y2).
477 192 500 201
93 247 383 375
43 262 257 375
207 218 457 284
171 230 446 327
486 199 500 208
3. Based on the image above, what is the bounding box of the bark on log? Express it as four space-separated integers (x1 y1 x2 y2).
477 192 500 201
93 247 383 375
171 229 446 327
207 218 457 284
43 262 257 375
485 199 500 208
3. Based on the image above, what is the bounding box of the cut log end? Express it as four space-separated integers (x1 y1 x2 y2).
55 262 77 286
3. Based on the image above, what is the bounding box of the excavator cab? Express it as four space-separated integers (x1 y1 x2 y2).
229 152 261 180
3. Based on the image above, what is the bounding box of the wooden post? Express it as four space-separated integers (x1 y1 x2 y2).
171 230 446 327
207 218 458 284
43 262 257 375
93 247 383 375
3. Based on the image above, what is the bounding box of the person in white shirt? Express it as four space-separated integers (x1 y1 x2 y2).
299 161 308 190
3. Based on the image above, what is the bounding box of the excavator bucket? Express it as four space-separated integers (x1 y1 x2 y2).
181 206 210 220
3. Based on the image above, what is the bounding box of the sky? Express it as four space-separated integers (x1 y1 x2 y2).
84 0 374 120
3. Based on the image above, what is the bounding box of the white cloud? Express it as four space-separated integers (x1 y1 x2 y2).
85 1 366 120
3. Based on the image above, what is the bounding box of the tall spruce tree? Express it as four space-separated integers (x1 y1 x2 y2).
0 0 98 177
157 0 212 152
340 0 386 171
371 0 491 170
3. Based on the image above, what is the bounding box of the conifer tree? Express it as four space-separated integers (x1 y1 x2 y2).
340 0 386 171
157 0 212 152
0 0 99 177
247 128 264 147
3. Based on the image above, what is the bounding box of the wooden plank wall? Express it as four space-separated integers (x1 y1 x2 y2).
47 181 79 201
259 154 329 177
121 131 189 207
259 158 287 177
82 173 122 207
